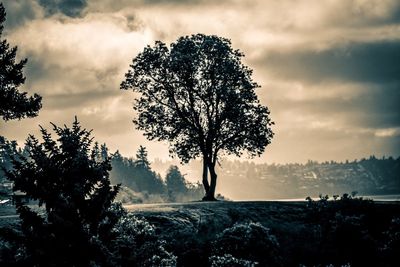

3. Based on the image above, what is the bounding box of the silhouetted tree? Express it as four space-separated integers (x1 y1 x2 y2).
5 117 120 266
134 146 165 195
92 141 101 160
0 136 19 179
121 34 274 200
0 136 20 198
135 145 150 169
100 143 109 161
0 3 42 121
165 165 187 202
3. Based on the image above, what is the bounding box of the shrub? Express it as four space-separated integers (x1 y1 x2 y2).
4 118 120 266
110 212 176 266
380 217 400 265
212 222 281 266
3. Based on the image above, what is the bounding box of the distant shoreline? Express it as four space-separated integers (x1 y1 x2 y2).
237 194 400 202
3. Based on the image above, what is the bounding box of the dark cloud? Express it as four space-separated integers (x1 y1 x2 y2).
2 0 40 30
39 0 87 17
269 82 400 130
262 40 400 84
389 5 400 24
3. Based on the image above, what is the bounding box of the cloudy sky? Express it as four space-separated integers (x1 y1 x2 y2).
1 0 399 164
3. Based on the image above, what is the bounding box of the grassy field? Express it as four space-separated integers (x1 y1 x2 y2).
1 200 400 266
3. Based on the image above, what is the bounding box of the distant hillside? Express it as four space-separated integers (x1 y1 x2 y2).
153 156 400 199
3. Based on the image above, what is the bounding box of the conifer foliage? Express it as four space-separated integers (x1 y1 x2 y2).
5 117 120 266
165 165 187 202
0 3 42 121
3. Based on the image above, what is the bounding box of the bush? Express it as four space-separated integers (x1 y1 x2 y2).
380 217 400 265
212 222 281 266
110 212 177 267
4 118 120 266
304 193 381 266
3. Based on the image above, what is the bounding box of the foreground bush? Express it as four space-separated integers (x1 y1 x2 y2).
109 209 176 266
212 222 281 267
4 118 120 266
1 118 176 266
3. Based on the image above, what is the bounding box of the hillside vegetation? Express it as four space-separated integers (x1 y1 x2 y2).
124 197 400 267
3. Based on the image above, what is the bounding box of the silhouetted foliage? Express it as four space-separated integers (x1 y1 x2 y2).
0 136 21 197
4 117 120 266
0 136 20 179
212 222 282 266
0 3 42 121
106 207 177 266
381 217 400 265
303 193 392 266
136 145 150 169
121 34 274 200
100 143 109 161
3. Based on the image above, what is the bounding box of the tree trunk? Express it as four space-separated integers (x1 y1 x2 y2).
202 161 217 201
202 159 210 195
208 163 217 200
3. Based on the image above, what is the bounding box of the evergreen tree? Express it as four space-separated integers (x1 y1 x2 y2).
165 165 187 202
0 3 42 121
134 146 165 195
135 145 150 169
101 143 109 161
0 136 19 179
5 117 120 266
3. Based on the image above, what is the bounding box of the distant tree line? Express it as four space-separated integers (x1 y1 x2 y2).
108 145 204 203
1 139 204 203
2 139 399 201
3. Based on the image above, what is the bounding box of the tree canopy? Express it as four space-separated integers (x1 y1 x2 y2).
0 3 42 121
135 145 150 169
121 34 273 200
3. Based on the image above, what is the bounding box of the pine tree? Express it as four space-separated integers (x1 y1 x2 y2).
165 165 187 202
0 3 42 121
100 143 109 161
135 145 150 169
5 117 120 266
134 146 165 194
